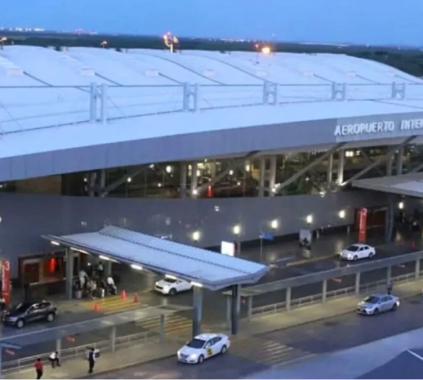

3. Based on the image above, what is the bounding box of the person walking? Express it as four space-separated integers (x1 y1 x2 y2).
387 281 393 295
34 358 43 379
88 348 96 374
49 351 60 368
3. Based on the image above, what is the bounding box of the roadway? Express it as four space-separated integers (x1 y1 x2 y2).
86 295 423 379
1 229 422 364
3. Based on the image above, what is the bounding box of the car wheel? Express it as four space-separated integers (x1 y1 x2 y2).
16 319 25 329
46 313 55 322
220 345 227 355
353 256 358 261
391 303 398 311
197 355 204 364
169 288 177 296
369 251 375 258
374 308 380 315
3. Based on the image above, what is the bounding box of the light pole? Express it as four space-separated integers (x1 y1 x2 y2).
233 225 241 255
163 32 179 53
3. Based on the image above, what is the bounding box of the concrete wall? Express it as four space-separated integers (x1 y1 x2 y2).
0 190 385 277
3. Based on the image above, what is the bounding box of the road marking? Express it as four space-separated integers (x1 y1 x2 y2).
287 254 335 267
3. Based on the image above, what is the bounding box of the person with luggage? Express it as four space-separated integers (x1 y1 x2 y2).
49 351 60 368
88 348 96 374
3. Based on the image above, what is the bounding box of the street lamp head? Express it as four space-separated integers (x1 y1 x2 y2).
233 225 241 235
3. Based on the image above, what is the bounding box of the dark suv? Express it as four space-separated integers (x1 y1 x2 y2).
2 300 57 328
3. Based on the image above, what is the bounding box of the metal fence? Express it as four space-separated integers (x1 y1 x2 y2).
251 271 420 318
1 81 423 134
2 330 157 375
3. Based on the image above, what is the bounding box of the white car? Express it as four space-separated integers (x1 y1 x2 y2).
177 333 231 364
340 243 375 261
155 276 192 296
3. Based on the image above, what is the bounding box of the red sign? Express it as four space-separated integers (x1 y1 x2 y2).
2 260 11 305
358 208 368 243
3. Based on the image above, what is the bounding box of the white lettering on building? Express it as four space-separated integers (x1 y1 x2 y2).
334 121 395 137
400 119 423 131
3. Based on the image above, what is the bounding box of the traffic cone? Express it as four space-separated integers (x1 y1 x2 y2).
121 290 127 300
93 302 100 312
134 293 139 303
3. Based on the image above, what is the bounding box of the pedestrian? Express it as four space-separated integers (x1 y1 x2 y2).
88 348 96 374
34 358 43 379
97 261 104 279
49 351 60 368
387 281 393 295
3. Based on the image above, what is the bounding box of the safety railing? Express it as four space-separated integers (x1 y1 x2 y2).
251 271 421 318
2 330 157 374
2 82 423 134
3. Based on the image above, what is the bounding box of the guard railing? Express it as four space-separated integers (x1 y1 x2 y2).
251 271 421 318
2 330 157 374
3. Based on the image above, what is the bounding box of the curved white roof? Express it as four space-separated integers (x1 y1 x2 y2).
0 46 423 181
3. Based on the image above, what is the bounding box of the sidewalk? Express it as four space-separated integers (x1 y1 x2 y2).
6 277 423 379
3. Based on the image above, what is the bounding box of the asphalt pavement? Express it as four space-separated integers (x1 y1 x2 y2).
85 295 423 379
2 229 423 366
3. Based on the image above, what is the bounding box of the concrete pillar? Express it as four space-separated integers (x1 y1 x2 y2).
355 272 361 295
88 172 96 197
99 170 106 197
247 296 253 321
192 286 203 337
322 280 327 303
159 314 165 342
180 163 187 198
387 266 392 281
226 296 231 329
110 326 116 352
416 259 421 279
105 261 112 277
259 158 265 197
269 156 277 196
230 284 241 335
56 338 62 355
397 147 404 175
337 150 344 186
327 153 333 189
66 249 74 300
386 155 393 176
385 195 395 243
286 287 292 311
190 162 198 198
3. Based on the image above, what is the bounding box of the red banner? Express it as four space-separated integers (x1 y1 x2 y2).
2 260 11 305
358 208 368 243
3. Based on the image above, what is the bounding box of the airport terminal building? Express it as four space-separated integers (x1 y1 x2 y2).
1 45 423 279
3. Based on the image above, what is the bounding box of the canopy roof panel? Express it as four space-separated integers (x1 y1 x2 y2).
43 226 268 290
353 172 423 198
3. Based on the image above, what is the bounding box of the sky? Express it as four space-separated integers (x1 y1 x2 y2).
3 0 423 46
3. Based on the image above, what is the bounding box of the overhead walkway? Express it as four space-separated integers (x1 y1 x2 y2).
43 225 268 335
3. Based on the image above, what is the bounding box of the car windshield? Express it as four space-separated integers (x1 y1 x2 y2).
11 302 32 313
347 245 360 252
186 339 205 349
364 296 379 304
164 278 177 284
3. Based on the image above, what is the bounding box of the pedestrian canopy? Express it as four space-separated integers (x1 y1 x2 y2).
43 226 268 291
353 172 423 198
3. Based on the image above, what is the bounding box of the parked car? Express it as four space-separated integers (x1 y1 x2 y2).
177 333 231 364
340 243 376 261
2 300 57 328
357 293 400 315
155 276 192 296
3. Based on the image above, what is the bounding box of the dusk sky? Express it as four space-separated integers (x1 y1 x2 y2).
3 0 423 46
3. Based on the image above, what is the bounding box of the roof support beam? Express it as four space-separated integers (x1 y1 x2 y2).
195 151 260 196
275 143 345 192
100 165 147 196
409 158 423 174
360 150 384 177
341 136 416 187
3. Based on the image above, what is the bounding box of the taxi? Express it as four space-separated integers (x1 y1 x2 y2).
177 333 230 364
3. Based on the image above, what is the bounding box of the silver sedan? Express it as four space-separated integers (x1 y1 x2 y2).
357 293 400 315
